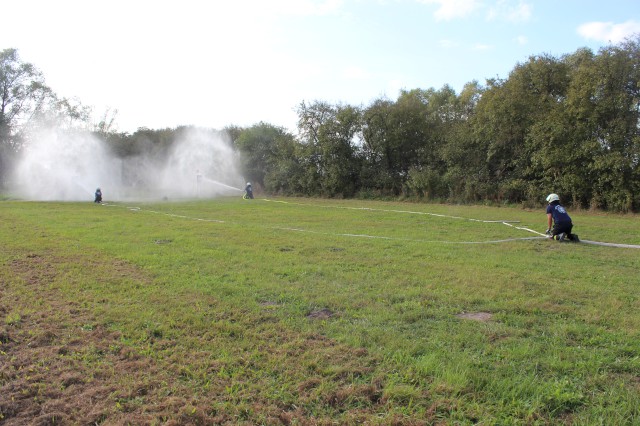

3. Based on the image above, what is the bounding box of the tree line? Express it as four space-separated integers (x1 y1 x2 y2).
2 37 639 211
235 37 640 212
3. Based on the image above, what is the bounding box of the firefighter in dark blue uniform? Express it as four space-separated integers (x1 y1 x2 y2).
545 193 579 242
244 182 254 199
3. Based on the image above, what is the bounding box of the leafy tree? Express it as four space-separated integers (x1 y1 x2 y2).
234 122 296 190
94 107 119 134
405 85 463 199
439 81 487 201
296 100 362 196
587 38 640 210
471 54 571 202
362 91 432 196
0 49 98 188
315 104 362 197
0 49 51 187
360 97 397 194
295 101 329 194
528 48 599 206
0 48 52 147
263 130 304 195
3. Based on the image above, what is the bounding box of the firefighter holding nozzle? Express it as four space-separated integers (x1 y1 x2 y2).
244 182 254 199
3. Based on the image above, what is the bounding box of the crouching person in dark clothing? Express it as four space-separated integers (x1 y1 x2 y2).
95 188 102 203
545 193 579 242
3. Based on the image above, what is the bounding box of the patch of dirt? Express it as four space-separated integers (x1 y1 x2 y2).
456 312 493 322
259 300 281 306
1 249 394 424
0 251 171 425
307 308 336 320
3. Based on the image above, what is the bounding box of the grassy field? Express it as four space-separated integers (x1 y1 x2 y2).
1 196 639 425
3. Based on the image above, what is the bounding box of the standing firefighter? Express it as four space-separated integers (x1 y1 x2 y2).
244 182 254 199
94 188 102 203
545 193 579 242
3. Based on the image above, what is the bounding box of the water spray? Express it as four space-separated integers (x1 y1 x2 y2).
9 126 244 201
196 170 202 198
201 176 243 192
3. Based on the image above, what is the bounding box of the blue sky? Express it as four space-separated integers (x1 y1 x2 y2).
4 0 640 134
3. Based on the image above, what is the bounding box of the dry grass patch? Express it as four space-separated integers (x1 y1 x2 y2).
456 312 493 322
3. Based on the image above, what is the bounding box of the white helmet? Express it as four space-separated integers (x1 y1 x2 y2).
246 182 251 186
546 193 559 203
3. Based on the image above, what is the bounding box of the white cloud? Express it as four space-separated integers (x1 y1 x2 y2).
577 20 640 44
514 35 528 45
487 0 532 23
472 43 493 51
419 0 532 23
418 0 481 21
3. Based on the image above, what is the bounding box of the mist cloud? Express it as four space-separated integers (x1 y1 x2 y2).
9 127 244 201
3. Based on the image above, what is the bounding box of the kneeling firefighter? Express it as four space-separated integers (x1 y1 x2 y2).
545 193 579 242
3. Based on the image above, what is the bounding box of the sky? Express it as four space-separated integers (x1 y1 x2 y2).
4 0 640 134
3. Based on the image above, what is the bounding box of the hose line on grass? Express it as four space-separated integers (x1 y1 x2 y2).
500 221 640 249
265 199 640 249
103 201 640 249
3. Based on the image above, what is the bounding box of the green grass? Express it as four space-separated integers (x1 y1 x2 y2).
1 196 639 424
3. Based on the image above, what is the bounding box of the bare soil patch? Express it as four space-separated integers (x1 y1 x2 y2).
0 252 173 424
456 312 493 322
307 308 336 320
1 250 390 424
